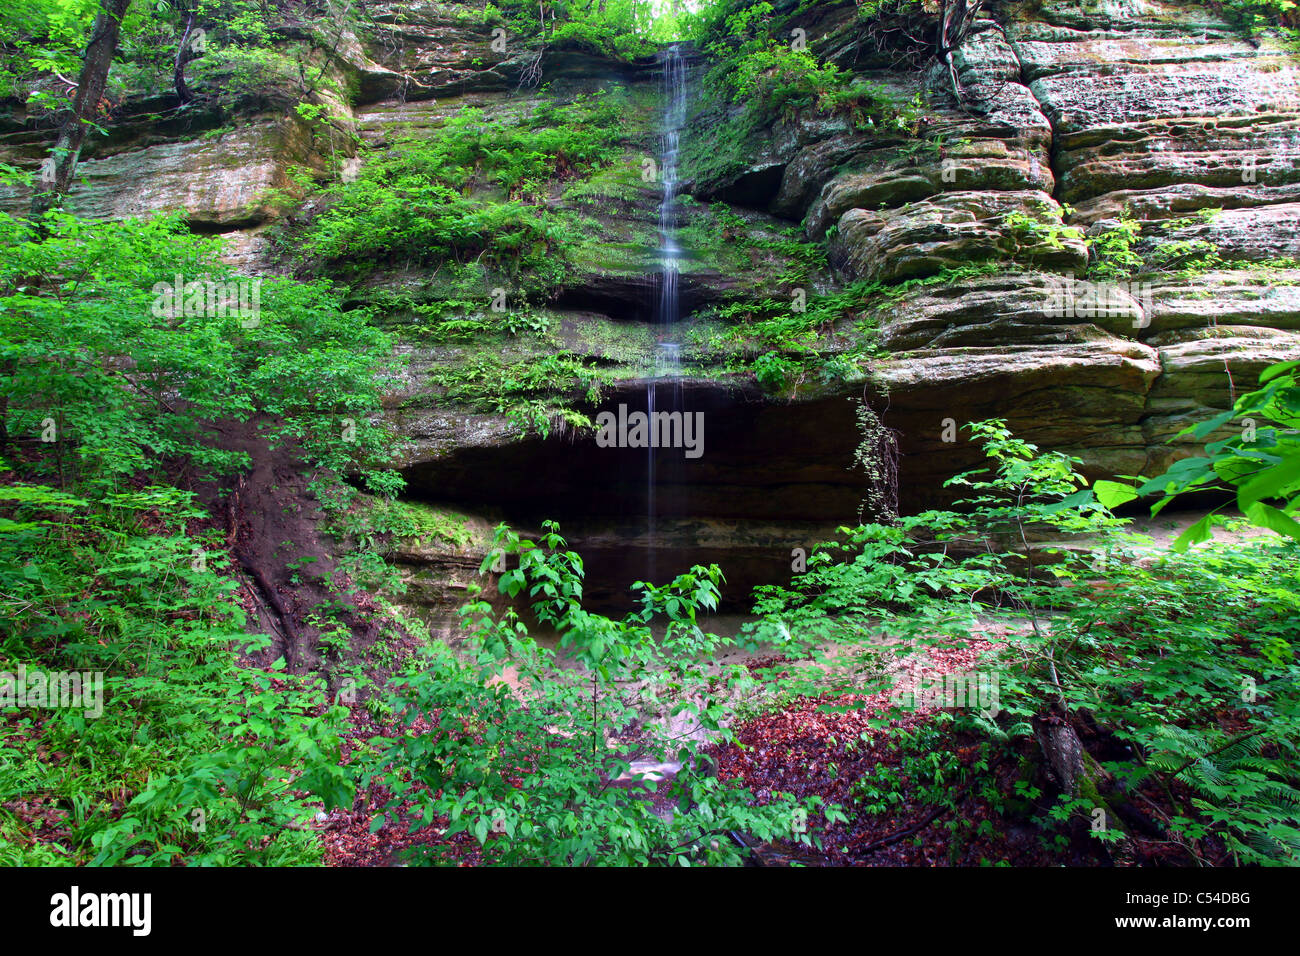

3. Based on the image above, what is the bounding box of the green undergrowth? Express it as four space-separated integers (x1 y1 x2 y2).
368 499 480 552
369 521 836 865
0 200 401 864
0 485 351 866
695 0 923 125
741 416 1300 865
676 200 828 285
1213 0 1300 37
489 0 687 59
7 0 361 108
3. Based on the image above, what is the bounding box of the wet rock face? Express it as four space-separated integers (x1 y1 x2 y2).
804 138 1056 239
730 0 1300 494
834 189 1089 281
0 104 329 233
73 119 321 228
996 0 1300 478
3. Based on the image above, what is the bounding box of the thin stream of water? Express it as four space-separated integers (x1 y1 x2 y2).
647 44 688 584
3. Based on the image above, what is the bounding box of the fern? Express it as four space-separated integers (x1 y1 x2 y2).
1146 726 1300 865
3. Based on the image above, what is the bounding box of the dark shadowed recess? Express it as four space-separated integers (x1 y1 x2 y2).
551 270 725 322
399 377 984 609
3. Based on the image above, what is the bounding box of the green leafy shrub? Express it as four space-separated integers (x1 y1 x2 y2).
1 206 401 486
371 521 833 865
1103 359 1300 548
295 92 628 298
1215 0 1299 35
0 200 399 864
0 481 353 865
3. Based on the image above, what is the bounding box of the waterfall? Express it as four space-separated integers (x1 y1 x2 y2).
647 44 688 584
657 44 686 331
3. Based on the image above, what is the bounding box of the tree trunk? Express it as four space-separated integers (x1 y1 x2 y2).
175 12 196 104
30 0 132 219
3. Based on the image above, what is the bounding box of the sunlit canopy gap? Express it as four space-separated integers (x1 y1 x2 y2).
510 0 720 47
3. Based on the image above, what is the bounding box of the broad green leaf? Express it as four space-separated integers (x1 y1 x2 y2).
1170 513 1215 553
1259 359 1300 384
1244 501 1300 541
1237 455 1300 508
1041 489 1094 514
1093 480 1138 510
